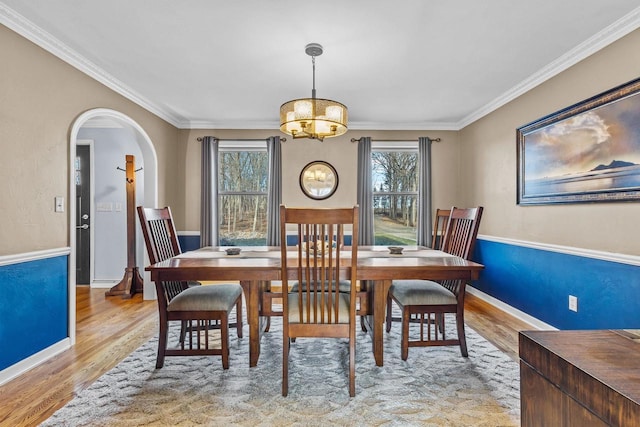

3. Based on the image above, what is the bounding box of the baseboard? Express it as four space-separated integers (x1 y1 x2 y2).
467 286 557 331
90 280 119 289
0 338 70 386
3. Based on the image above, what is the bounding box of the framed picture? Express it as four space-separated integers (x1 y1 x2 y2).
517 77 640 205
299 161 338 200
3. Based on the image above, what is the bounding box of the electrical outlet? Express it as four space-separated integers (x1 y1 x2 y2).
569 295 578 312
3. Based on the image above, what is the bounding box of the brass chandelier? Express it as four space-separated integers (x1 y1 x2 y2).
280 43 348 141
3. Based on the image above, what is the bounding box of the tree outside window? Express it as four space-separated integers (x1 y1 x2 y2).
218 148 268 246
372 149 418 245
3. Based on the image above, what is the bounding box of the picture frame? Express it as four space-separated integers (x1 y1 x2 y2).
517 77 640 205
299 161 338 200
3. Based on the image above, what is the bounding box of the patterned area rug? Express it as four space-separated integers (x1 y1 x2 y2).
41 315 520 426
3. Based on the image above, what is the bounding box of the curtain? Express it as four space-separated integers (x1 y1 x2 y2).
416 137 433 247
356 137 374 245
266 136 282 246
200 136 219 247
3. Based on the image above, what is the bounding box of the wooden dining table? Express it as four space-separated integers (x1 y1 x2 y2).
146 245 484 367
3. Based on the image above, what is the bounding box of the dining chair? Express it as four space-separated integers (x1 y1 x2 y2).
137 206 243 369
386 206 483 360
387 208 452 326
280 205 359 397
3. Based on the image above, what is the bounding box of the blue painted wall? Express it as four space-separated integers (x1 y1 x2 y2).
474 238 640 330
178 235 200 252
0 255 69 370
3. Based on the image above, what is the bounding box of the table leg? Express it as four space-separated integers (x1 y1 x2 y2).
364 279 391 366
240 280 269 367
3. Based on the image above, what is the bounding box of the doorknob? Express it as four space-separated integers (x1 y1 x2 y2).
76 224 89 230
81 214 89 220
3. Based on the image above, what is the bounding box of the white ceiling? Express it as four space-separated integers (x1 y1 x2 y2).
2 1 639 130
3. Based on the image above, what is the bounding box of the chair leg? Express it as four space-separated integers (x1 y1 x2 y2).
282 336 289 397
179 320 187 344
156 320 168 369
236 297 243 338
360 316 367 332
401 307 410 361
221 315 230 369
349 334 355 397
437 313 445 334
385 294 393 332
456 310 468 357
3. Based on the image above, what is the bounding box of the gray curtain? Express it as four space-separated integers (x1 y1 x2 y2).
416 137 433 247
200 136 219 247
356 137 374 245
266 136 282 246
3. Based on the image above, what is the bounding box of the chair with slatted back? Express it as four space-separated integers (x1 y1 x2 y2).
137 206 243 369
386 206 483 360
387 208 452 326
280 205 359 397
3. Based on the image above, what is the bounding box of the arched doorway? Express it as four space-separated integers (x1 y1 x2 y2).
68 109 158 342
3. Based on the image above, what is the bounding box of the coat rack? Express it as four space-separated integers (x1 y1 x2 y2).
106 154 144 299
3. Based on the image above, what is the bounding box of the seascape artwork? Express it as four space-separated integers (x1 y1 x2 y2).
518 79 640 204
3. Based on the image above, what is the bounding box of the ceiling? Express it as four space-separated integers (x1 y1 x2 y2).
2 1 639 130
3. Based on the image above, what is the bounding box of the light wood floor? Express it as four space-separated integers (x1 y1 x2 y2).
0 286 534 426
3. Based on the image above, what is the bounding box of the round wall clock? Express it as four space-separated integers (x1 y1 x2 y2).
299 161 339 200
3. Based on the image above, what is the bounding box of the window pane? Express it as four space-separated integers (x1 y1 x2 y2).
219 151 268 192
372 151 417 193
218 148 268 246
218 195 267 246
372 151 418 245
373 194 417 245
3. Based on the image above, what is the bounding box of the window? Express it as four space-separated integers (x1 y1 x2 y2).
218 142 268 246
372 143 418 245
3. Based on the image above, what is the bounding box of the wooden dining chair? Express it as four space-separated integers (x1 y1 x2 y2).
280 205 359 397
386 206 483 360
387 208 452 326
137 206 243 369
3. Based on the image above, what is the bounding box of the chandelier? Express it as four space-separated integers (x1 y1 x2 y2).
280 43 348 141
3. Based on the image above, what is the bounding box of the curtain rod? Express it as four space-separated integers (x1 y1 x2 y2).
196 137 287 142
350 137 441 143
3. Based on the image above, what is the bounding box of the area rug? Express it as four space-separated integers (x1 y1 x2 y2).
41 315 520 426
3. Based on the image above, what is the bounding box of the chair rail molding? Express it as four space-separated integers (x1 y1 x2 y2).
478 234 640 267
0 247 70 267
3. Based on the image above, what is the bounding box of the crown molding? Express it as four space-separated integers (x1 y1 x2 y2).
181 118 460 131
0 3 186 128
347 120 460 131
457 6 640 129
182 119 278 130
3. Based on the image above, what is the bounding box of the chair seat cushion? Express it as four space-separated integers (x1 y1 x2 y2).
168 284 242 312
288 292 351 324
389 280 456 306
290 280 352 293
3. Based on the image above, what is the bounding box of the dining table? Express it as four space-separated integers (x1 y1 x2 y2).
146 245 484 367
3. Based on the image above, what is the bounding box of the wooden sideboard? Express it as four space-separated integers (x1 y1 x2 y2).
519 330 640 426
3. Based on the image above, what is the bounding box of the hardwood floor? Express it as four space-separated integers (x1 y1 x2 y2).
0 286 533 426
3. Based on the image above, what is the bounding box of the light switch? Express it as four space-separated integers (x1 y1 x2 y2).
55 196 64 213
